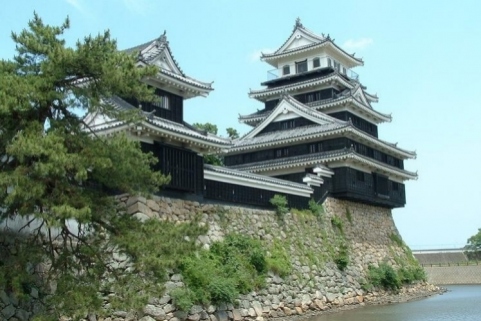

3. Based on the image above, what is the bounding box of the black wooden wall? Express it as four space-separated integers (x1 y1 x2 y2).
330 167 405 208
141 142 204 194
204 180 309 209
225 138 404 169
125 88 184 124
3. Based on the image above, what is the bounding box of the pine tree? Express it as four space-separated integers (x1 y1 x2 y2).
0 13 173 319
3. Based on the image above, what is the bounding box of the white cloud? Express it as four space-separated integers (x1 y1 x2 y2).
248 48 274 62
66 0 82 11
342 38 373 51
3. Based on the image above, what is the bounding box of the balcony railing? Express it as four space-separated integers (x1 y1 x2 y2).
267 56 359 82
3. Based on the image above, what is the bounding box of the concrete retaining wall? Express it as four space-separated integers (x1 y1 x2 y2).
424 265 481 285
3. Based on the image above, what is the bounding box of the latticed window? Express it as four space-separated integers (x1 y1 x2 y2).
283 65 290 75
153 95 169 109
313 57 320 68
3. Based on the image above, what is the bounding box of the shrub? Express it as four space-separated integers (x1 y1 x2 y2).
308 199 325 219
207 278 239 304
345 207 352 224
270 195 289 220
170 287 195 312
177 234 268 310
389 233 404 247
398 266 426 283
331 216 344 234
367 263 401 291
266 241 292 277
334 243 349 271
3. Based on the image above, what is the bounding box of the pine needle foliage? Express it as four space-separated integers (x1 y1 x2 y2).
0 13 172 319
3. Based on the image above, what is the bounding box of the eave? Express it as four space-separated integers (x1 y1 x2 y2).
141 69 213 99
228 149 417 181
239 95 392 125
230 122 415 160
249 73 353 101
88 119 231 153
261 41 363 69
204 165 313 198
306 97 392 123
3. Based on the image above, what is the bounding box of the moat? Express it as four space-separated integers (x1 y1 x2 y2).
306 285 481 321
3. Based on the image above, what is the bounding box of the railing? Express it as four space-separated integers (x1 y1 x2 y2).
266 56 359 82
420 261 480 267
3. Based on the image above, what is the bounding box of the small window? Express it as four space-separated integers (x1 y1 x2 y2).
296 60 308 73
276 149 282 157
154 95 170 109
309 144 317 153
333 61 340 71
282 65 290 75
392 182 399 191
313 57 320 68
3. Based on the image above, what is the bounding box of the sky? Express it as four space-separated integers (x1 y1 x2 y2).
1 0 480 250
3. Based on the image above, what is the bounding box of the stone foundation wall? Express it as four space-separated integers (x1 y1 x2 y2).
1 196 435 321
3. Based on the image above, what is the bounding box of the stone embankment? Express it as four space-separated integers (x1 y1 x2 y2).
1 196 441 320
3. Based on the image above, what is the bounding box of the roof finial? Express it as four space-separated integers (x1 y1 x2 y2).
159 30 167 42
294 17 303 30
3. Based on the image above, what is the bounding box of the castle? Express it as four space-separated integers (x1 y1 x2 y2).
84 19 417 210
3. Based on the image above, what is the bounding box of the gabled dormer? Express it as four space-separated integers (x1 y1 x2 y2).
123 31 214 124
260 19 363 86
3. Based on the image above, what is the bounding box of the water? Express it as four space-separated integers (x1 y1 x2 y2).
307 285 481 321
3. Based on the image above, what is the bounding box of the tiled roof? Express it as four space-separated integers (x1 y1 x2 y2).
232 123 347 150
260 19 363 66
234 95 413 158
249 72 352 98
92 96 231 146
123 33 213 91
227 148 418 180
123 32 185 76
240 91 391 124
204 164 312 191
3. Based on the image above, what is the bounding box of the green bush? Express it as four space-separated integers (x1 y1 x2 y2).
331 216 344 234
270 195 289 220
367 263 401 290
177 234 268 310
170 288 195 312
266 241 292 277
398 265 426 283
206 278 239 304
345 207 352 224
308 199 324 219
334 243 349 271
389 233 404 247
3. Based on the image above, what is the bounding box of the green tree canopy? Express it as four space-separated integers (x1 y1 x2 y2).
466 228 481 251
0 13 172 319
192 122 224 165
192 122 218 135
226 127 239 139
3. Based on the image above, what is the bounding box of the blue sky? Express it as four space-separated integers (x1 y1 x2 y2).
1 0 480 249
